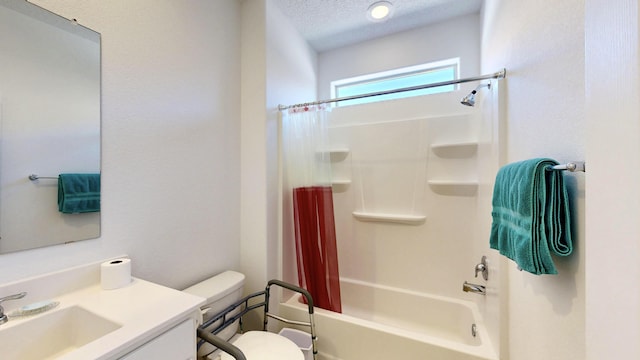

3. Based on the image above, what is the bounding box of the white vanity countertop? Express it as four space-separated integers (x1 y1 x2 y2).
0 258 206 360
61 278 204 359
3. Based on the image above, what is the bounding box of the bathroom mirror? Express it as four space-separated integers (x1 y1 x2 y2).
0 0 101 253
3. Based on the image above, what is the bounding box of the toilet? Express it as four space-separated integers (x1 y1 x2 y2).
183 271 304 360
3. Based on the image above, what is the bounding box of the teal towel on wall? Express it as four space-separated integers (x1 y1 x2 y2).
489 158 573 275
57 173 101 214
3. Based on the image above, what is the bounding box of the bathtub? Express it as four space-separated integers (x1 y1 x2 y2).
279 278 497 360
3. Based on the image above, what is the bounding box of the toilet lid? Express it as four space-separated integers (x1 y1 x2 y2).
220 331 304 360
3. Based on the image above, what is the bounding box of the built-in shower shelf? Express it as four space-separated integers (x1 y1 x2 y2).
318 148 350 161
428 180 478 197
430 141 478 158
352 211 426 225
331 179 351 186
332 180 351 192
325 148 350 155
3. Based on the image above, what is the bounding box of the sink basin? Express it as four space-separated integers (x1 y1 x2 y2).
0 305 121 360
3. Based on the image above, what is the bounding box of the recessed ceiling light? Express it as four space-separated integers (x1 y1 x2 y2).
367 1 394 22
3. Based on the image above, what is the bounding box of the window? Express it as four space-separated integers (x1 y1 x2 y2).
330 58 459 107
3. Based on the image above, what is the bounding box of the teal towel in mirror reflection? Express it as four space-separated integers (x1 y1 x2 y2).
489 158 573 275
57 173 101 214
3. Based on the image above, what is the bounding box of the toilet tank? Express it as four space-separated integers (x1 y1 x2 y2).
183 270 245 343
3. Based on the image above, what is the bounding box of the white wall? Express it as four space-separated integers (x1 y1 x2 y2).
239 0 269 296
481 1 586 359
317 14 480 100
240 0 317 295
585 1 640 358
266 3 318 288
0 0 242 290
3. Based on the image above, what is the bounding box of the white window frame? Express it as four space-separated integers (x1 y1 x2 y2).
330 57 460 106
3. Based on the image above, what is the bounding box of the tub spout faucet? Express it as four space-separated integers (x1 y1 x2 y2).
462 281 486 295
0 292 27 325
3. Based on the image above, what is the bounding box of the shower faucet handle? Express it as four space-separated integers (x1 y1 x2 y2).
474 256 489 281
0 292 26 325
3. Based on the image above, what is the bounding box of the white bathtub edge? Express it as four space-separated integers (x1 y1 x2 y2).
282 292 498 360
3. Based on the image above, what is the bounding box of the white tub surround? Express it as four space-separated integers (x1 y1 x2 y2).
0 258 205 359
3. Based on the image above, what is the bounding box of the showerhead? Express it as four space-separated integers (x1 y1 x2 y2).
460 83 491 107
460 90 477 106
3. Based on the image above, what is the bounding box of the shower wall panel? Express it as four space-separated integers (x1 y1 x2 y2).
327 90 490 299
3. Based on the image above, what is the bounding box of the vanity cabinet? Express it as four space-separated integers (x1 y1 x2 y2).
120 318 197 360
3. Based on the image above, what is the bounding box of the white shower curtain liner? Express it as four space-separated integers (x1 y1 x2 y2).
281 104 342 313
282 104 333 188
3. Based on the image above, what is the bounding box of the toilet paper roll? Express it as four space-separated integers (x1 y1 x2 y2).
101 258 132 290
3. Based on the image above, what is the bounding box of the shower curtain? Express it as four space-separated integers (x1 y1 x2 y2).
282 105 342 313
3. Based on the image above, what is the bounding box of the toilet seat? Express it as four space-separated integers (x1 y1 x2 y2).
220 331 304 360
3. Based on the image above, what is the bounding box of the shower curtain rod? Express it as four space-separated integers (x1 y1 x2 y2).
278 68 506 111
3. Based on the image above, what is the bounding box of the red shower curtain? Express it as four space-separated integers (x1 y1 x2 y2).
292 186 342 313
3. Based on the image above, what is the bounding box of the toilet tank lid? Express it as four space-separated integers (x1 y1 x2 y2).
183 270 245 303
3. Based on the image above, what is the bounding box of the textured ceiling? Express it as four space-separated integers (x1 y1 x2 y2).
271 0 483 52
